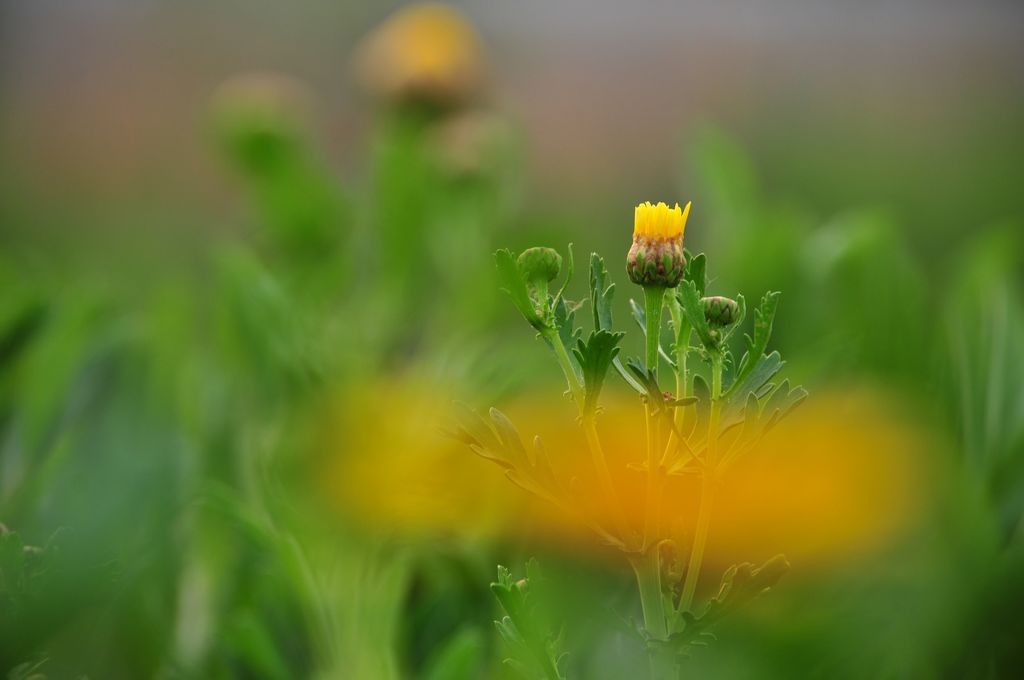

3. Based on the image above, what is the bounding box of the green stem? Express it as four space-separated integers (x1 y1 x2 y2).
708 352 724 465
643 286 667 375
547 328 630 542
583 415 632 541
679 352 723 612
631 554 677 680
679 474 716 613
641 286 667 549
547 329 584 407
662 297 691 466
638 284 673 678
668 296 691 401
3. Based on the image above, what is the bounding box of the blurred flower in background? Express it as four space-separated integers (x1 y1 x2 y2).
354 2 485 107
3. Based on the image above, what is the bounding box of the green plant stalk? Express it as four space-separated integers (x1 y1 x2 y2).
630 553 677 680
641 286 667 549
668 296 691 402
662 297 691 466
644 286 667 375
679 352 723 612
637 285 675 679
547 327 585 406
546 327 630 541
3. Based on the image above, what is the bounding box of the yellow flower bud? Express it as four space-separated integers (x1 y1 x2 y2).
626 201 690 288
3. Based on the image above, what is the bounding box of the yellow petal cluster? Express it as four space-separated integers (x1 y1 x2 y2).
633 201 690 240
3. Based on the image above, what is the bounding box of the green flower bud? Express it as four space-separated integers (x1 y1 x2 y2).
517 247 562 286
702 296 739 328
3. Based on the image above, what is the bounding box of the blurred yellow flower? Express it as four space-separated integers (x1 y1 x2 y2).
320 378 933 571
354 3 485 105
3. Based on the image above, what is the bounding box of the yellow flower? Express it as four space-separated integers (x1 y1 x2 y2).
627 201 690 288
633 201 691 240
354 3 485 105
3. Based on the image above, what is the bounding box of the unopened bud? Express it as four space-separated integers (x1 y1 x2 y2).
517 247 562 287
702 296 739 328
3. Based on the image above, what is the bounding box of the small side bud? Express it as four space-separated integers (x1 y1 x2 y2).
517 247 562 287
702 296 739 328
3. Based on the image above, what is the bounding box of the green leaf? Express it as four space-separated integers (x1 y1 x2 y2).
572 330 624 414
760 380 808 432
700 555 790 622
422 627 486 680
677 280 716 349
726 291 780 397
490 561 566 680
585 252 646 395
550 296 581 357
589 252 615 331
495 249 544 331
726 351 784 410
489 408 530 469
683 251 707 297
671 555 789 648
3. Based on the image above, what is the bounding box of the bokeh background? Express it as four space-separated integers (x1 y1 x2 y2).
2 1 1023 678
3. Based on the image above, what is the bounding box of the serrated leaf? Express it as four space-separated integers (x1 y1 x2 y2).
452 402 501 452
489 408 529 468
589 252 615 332
552 299 577 360
677 280 716 349
671 555 790 648
727 351 784 408
572 330 624 414
625 356 665 404
760 381 808 433
490 561 567 680
726 291 780 397
683 251 707 297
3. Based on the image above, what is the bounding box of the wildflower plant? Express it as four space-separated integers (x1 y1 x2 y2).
455 201 807 679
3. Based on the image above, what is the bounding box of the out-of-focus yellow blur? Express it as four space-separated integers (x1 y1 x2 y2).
353 3 485 105
323 379 932 569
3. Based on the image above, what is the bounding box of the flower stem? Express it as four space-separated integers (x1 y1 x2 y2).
637 285 674 678
641 286 667 549
679 474 715 613
631 553 677 680
546 328 630 542
547 329 584 406
679 352 723 612
643 286 667 375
